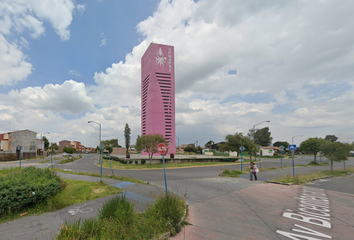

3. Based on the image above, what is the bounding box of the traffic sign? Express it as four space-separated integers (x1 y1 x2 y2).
239 146 245 151
279 145 284 151
289 145 297 151
157 143 167 154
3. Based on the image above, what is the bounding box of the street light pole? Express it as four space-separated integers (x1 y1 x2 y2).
291 135 303 177
88 121 103 182
253 120 270 142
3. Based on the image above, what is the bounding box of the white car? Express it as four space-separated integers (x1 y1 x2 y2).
62 152 70 156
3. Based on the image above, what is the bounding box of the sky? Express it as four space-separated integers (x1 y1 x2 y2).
1 0 353 148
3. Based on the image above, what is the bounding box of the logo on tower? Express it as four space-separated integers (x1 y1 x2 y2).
156 47 167 66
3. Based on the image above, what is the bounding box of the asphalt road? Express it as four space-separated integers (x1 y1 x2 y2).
1 154 353 240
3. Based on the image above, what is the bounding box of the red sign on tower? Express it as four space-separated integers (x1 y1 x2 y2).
157 143 167 154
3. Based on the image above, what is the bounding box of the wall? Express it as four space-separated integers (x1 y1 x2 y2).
11 130 37 154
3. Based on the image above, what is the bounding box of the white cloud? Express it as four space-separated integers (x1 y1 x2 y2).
1 0 354 147
76 4 86 13
69 69 81 77
92 0 354 145
0 34 32 85
1 80 94 114
99 32 107 47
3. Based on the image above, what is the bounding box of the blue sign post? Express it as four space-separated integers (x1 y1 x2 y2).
258 146 261 169
240 146 244 171
289 145 297 177
279 145 284 168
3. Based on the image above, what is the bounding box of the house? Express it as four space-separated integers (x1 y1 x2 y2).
260 146 280 156
0 130 38 159
59 140 86 153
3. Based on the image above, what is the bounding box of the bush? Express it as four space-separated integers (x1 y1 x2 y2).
129 160 133 164
134 161 138 165
57 193 186 239
220 158 238 162
141 160 146 165
0 167 62 216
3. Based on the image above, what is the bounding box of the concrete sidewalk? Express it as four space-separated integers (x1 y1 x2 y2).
0 173 165 240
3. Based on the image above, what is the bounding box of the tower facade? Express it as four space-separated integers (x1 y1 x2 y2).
141 43 175 154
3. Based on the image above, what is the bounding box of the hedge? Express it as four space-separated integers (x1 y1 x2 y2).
0 167 62 215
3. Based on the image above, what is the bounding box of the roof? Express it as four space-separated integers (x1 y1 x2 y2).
261 146 280 150
1 129 37 134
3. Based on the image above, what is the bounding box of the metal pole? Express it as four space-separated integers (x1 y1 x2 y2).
292 150 295 177
258 147 261 169
19 146 21 168
280 150 283 168
51 150 53 168
241 148 243 171
162 154 168 195
109 154 114 176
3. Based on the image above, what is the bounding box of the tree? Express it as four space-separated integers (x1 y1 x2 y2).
42 136 50 150
184 145 196 154
50 142 59 151
299 138 327 162
274 141 289 153
135 134 168 164
324 135 338 143
124 123 131 157
104 145 113 154
95 145 101 153
218 132 245 154
63 146 76 154
196 146 203 154
101 139 121 148
321 142 351 171
273 141 289 149
249 127 272 146
243 137 258 160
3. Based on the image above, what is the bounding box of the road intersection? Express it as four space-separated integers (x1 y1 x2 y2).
0 154 353 239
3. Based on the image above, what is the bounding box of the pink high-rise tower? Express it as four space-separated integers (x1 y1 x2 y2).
141 43 175 154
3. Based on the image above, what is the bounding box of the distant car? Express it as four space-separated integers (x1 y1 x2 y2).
62 152 70 156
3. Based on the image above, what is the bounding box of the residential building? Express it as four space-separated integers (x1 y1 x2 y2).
260 146 280 156
59 140 85 153
59 140 71 153
0 130 37 157
141 42 175 154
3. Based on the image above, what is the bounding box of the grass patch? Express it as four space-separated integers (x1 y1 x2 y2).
0 167 122 223
52 168 146 184
56 193 186 239
57 155 82 164
220 169 246 177
101 159 238 170
272 167 354 185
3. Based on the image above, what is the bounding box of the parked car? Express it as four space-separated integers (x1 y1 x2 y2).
62 152 70 156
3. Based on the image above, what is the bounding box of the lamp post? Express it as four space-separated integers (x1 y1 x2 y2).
253 120 270 142
88 121 103 182
40 132 50 156
291 135 303 177
176 136 179 153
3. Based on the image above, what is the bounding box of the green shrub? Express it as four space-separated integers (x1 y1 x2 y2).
57 193 186 239
141 160 146 165
0 167 62 215
129 160 133 164
220 158 238 162
134 161 138 164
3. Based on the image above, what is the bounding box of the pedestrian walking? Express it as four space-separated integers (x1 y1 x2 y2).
249 162 259 181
